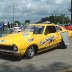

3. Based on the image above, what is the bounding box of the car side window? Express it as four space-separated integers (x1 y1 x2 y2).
45 26 56 35
55 26 62 32
33 26 44 34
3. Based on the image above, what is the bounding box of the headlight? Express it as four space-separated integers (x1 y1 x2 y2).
12 44 18 51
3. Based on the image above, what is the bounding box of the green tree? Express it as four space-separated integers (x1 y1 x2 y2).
36 17 49 23
58 14 70 24
14 21 20 26
25 20 30 24
64 16 70 24
48 15 55 23
36 14 70 24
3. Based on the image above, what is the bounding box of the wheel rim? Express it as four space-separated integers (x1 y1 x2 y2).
28 46 35 57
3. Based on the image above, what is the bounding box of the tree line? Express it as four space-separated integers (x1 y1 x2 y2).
36 14 70 24
7 14 71 27
23 14 71 25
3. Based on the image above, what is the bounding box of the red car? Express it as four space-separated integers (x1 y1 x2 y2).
60 24 72 30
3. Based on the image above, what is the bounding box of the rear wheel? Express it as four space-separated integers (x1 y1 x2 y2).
25 46 35 59
60 40 67 49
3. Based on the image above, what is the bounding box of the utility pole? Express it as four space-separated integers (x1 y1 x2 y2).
13 3 14 24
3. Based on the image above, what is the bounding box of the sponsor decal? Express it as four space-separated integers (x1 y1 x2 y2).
28 38 34 42
40 41 45 45
40 36 54 45
45 36 54 42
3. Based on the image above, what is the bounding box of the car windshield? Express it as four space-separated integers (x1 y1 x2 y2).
23 25 44 34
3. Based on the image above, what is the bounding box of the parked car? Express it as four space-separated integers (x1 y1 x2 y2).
60 24 72 30
13 26 22 32
59 24 72 38
0 23 71 59
8 26 22 34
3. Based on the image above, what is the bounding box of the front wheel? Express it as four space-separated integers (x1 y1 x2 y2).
25 46 35 59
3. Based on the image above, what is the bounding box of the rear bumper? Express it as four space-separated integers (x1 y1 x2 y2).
0 50 21 56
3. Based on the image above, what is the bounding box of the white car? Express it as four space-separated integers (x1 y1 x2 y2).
13 27 22 32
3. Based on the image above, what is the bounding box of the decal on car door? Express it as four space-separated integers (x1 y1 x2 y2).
40 36 55 45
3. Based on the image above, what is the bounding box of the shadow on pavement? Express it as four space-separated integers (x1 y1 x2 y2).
0 62 72 72
46 62 72 72
0 53 22 61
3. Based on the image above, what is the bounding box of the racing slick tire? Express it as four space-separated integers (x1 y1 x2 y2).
60 40 67 49
25 46 35 59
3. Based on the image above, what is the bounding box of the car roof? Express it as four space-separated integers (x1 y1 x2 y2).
30 23 56 26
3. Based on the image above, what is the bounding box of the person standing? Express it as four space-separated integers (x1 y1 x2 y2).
0 22 4 37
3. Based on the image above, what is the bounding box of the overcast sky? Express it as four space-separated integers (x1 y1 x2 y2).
0 0 71 23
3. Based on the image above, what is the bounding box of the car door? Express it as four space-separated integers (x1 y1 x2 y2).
32 25 47 49
44 26 61 48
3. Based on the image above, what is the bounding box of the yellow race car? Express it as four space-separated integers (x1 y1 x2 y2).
0 23 70 59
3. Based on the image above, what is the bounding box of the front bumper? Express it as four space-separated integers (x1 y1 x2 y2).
0 49 21 56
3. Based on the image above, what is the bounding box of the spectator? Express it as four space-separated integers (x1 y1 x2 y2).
7 22 10 28
0 22 4 37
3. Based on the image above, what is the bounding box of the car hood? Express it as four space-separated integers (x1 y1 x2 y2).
0 32 33 45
